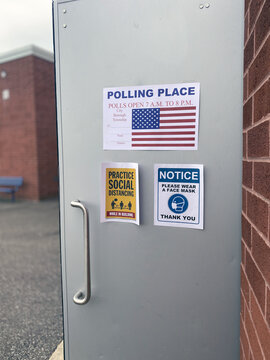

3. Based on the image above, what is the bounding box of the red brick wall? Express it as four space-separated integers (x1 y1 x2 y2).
0 55 58 200
241 0 270 359
34 57 58 199
0 56 40 200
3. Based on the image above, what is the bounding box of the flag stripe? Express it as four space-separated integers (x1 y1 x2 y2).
132 131 195 136
132 143 195 147
160 125 195 129
132 137 195 142
160 112 196 117
160 106 196 111
160 118 196 121
160 119 195 123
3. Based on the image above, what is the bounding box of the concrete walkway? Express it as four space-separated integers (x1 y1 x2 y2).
0 199 63 359
49 341 63 360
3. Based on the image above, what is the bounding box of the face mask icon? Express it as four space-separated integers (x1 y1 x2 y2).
172 197 185 211
168 194 188 214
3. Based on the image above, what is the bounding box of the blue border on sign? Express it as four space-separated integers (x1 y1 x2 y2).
156 168 200 225
158 168 200 183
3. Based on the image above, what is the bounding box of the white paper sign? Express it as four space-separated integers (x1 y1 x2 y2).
154 164 204 229
101 162 139 225
103 83 200 150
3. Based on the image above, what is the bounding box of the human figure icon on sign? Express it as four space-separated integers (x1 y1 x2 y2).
128 201 132 210
120 201 124 210
111 199 118 209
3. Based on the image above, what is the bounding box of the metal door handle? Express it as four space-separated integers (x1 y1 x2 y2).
71 200 91 305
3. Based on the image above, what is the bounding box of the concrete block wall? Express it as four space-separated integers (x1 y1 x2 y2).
241 0 270 359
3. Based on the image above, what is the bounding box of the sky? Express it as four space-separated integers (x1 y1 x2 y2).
0 0 53 55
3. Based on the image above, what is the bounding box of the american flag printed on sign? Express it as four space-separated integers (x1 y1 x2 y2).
131 106 197 148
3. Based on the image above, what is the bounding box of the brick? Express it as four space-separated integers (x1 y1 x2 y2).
0 55 58 200
241 291 245 319
267 287 270 328
255 1 270 51
252 228 270 285
243 132 247 158
245 307 264 360
240 317 250 360
249 35 270 93
269 206 270 243
243 188 247 213
247 121 269 158
240 341 244 360
243 161 253 188
0 57 38 200
242 215 252 248
245 12 249 44
254 162 270 200
244 12 249 44
249 0 264 30
246 251 266 311
240 341 246 360
241 266 250 304
243 97 253 129
244 75 248 102
247 192 269 236
250 292 270 359
254 78 270 123
242 241 246 267
245 0 251 13
33 58 58 200
244 32 254 71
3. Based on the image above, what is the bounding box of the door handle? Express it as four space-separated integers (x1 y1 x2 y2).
71 200 91 305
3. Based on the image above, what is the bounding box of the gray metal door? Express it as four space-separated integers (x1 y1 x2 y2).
53 1 244 359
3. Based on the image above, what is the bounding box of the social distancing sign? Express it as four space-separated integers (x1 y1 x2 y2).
154 164 204 229
101 162 139 225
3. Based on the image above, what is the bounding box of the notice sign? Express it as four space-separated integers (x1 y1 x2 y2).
101 162 139 225
103 83 200 150
154 164 204 229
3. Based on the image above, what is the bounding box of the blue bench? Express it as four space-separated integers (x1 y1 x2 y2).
0 177 23 201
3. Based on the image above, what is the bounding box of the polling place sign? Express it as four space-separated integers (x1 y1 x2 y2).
103 83 200 150
154 164 204 229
